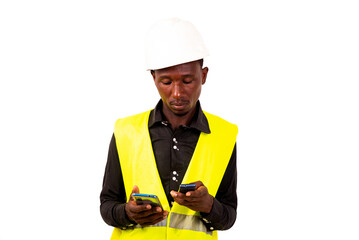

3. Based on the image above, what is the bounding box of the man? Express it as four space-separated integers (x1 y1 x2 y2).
100 18 238 240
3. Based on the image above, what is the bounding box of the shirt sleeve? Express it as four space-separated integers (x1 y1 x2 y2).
200 143 237 231
100 134 136 228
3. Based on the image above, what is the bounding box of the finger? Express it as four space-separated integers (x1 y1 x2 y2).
127 197 152 213
135 210 164 221
171 190 202 205
133 185 140 194
133 205 164 219
129 185 140 201
138 213 167 226
184 198 202 204
170 190 186 199
171 191 188 205
193 181 204 190
180 197 202 205
125 201 152 223
135 210 167 225
170 190 178 198
130 203 153 214
186 186 207 198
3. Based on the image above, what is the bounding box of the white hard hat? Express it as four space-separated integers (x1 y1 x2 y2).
145 18 209 70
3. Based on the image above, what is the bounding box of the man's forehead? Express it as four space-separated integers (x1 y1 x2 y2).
154 61 200 74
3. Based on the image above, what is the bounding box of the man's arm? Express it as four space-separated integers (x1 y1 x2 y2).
100 134 135 228
202 143 237 230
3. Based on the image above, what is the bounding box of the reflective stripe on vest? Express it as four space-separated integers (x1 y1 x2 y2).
169 213 212 236
131 214 211 235
112 110 237 240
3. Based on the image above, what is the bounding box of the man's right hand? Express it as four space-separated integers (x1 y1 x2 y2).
125 185 168 226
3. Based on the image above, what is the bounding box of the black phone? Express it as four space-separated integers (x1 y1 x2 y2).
178 183 196 193
132 193 163 209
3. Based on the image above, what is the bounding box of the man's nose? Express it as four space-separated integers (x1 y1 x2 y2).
172 82 183 99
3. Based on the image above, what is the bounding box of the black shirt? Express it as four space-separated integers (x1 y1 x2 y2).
100 100 237 231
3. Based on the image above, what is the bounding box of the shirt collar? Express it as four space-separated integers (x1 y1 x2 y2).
148 100 211 134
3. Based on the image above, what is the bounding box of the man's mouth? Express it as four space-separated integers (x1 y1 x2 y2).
170 101 188 110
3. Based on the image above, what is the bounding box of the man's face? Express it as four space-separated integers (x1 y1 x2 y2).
151 60 208 116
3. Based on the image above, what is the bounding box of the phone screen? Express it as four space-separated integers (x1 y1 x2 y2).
132 193 162 208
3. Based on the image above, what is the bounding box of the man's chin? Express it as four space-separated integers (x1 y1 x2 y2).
170 108 190 116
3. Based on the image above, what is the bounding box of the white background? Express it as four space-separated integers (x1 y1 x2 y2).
1 1 358 239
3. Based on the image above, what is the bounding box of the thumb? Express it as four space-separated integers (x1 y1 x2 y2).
132 185 140 194
129 185 140 201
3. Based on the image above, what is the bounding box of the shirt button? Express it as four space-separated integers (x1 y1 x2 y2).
210 227 214 231
172 176 177 181
173 145 179 150
173 138 178 143
173 171 177 175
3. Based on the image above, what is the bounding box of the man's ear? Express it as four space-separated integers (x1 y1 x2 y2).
201 67 209 85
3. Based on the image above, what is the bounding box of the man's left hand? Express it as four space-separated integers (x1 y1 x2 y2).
170 181 214 213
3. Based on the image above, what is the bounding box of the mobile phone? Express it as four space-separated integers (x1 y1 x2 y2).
132 193 162 209
179 183 196 193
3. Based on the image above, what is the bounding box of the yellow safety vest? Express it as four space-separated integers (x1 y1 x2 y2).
111 110 238 240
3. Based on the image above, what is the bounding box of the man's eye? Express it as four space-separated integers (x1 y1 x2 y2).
183 77 194 84
162 81 171 85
